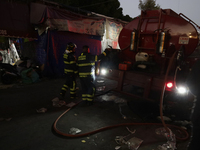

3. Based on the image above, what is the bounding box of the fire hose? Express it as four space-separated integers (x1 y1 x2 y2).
53 51 189 141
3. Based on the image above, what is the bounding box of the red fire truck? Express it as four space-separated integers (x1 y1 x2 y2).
100 9 200 106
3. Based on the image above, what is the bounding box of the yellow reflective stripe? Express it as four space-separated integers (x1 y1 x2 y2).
78 57 86 60
82 98 87 100
95 55 97 62
85 94 94 98
78 63 95 67
73 81 75 89
64 69 74 72
62 87 67 91
80 75 87 78
70 91 76 94
87 98 93 101
63 55 68 59
70 81 76 91
74 71 78 74
92 87 95 96
103 52 106 56
82 94 87 97
78 55 86 60
79 72 93 76
70 61 76 64
64 61 76 64
64 85 68 88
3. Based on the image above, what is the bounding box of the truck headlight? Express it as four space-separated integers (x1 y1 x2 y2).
101 68 107 75
176 86 188 95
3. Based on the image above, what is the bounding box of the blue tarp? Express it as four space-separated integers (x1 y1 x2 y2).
40 31 101 77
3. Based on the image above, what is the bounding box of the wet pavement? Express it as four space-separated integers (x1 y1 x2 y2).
0 76 191 150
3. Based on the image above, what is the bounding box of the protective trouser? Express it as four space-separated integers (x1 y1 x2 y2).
79 76 95 101
60 75 76 99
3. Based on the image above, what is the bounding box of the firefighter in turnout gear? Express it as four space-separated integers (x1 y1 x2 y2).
77 45 108 105
59 42 78 100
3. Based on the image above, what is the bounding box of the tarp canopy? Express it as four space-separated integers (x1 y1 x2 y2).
30 2 126 37
30 2 127 77
30 3 106 36
0 1 38 39
30 3 88 24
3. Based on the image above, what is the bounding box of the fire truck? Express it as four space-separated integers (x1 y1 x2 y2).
100 9 200 108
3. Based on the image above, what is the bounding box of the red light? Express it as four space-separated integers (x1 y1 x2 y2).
166 82 173 88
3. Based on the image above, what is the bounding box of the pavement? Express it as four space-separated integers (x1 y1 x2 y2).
0 76 191 150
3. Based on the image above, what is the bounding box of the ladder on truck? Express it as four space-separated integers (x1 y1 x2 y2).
136 9 165 53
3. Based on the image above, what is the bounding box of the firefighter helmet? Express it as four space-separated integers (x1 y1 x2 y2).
66 42 77 51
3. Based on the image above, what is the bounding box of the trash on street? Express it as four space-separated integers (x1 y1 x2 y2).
69 127 81 135
36 108 47 113
66 102 76 107
52 97 66 107
127 137 143 150
155 127 176 150
115 135 143 150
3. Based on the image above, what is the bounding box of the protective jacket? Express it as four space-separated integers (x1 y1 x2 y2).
77 52 106 77
77 51 106 102
60 50 77 99
63 51 78 75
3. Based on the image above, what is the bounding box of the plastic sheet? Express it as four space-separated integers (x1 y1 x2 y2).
69 127 81 135
115 134 143 150
158 144 170 150
101 94 117 101
66 102 76 107
52 97 66 107
127 137 143 150
101 94 127 104
97 86 106 91
115 146 121 150
174 120 191 126
115 136 126 145
156 127 176 150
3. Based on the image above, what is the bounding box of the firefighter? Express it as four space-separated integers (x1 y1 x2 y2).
186 59 200 150
59 42 78 100
77 45 108 105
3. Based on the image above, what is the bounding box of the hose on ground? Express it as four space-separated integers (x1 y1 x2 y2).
53 50 189 141
53 100 189 140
